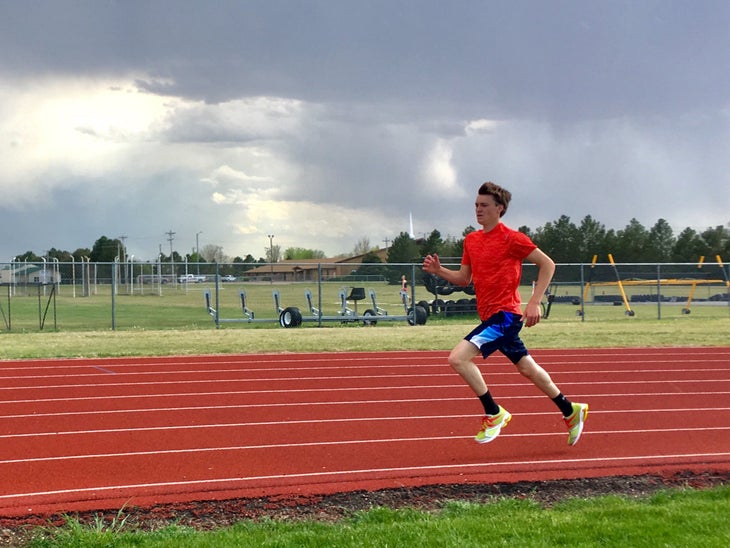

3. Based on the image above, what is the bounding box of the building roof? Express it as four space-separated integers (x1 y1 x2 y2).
243 248 388 276
245 260 340 275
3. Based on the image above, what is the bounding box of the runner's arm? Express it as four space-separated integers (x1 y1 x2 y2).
523 248 555 327
422 253 472 287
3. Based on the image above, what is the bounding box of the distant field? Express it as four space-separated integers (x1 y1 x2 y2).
2 279 727 332
1 309 728 362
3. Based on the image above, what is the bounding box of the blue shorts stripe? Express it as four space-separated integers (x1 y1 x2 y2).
464 311 529 364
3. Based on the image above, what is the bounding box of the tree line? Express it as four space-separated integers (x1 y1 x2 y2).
382 216 729 264
346 216 730 286
9 215 729 281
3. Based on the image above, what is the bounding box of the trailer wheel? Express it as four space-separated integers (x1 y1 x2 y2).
407 305 428 325
431 298 445 315
362 309 378 326
279 307 302 328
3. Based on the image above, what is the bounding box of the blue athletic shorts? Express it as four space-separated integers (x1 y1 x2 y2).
464 311 529 364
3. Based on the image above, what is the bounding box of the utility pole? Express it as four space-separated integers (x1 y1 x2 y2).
195 231 203 275
117 235 127 284
166 230 176 279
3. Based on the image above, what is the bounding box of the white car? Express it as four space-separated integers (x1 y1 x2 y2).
179 274 207 283
221 275 237 282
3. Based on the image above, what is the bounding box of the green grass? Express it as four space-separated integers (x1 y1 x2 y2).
3 280 727 333
26 486 730 547
1 313 728 360
1 280 728 359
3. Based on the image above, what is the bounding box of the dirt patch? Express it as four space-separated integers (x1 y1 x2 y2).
2 470 727 545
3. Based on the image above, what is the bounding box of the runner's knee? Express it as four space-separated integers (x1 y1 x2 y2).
448 344 475 372
515 355 539 377
447 351 466 372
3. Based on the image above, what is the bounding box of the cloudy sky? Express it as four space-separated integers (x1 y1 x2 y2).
1 0 728 262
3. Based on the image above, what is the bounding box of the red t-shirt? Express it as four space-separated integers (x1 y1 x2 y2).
462 223 537 320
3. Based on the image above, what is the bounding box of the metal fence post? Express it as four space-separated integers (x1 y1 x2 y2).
656 263 662 320
317 263 323 327
214 262 220 329
111 260 116 331
579 262 585 322
410 262 417 326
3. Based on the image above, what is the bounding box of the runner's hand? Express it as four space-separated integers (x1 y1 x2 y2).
523 301 541 328
422 254 441 274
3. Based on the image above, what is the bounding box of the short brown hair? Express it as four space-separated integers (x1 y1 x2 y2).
478 181 511 217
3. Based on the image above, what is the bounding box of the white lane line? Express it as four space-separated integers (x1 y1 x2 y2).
2 387 729 408
2 451 729 503
2 407 730 439
1 362 728 381
2 375 729 394
2 427 730 465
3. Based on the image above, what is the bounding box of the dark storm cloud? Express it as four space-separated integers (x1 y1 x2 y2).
0 0 728 260
3 1 728 118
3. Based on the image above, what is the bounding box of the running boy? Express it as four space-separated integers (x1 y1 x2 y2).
422 181 588 445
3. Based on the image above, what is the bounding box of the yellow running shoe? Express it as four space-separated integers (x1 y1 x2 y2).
475 406 512 444
564 402 589 446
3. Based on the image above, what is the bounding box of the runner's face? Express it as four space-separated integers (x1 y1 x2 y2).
475 194 503 227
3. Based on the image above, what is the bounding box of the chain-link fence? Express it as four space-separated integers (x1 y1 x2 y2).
1 260 728 331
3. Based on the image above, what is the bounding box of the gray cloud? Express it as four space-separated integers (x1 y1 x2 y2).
1 0 728 261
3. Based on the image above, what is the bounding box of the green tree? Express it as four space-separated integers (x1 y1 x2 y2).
187 250 206 264
14 251 42 262
517 225 533 238
672 228 705 261
387 232 420 263
233 254 258 273
600 228 619 262
577 215 610 261
614 218 649 262
72 248 92 262
646 219 676 262
69 248 92 284
446 226 476 260
532 215 581 263
284 247 326 260
353 251 387 280
386 232 420 284
45 248 72 262
419 230 444 257
700 225 730 258
90 236 120 263
43 248 75 282
439 235 462 260
89 236 123 279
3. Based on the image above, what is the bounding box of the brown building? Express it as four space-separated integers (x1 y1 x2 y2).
243 248 389 282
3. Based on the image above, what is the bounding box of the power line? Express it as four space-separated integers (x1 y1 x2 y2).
165 230 176 259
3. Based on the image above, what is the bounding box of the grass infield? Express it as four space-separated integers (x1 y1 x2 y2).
1 315 728 360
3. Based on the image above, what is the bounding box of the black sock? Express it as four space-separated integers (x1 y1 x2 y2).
552 393 574 417
479 391 500 416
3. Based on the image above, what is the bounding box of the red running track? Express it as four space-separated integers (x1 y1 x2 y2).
1 347 729 517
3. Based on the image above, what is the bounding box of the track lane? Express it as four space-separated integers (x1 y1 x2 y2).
1 347 729 517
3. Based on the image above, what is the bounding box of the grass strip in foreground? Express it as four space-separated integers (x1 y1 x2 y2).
26 485 730 547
